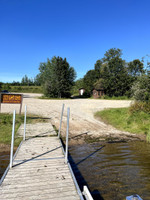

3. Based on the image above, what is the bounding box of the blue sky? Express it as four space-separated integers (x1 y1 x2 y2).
0 0 150 82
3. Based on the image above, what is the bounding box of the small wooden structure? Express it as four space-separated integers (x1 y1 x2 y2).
79 88 85 96
93 89 104 98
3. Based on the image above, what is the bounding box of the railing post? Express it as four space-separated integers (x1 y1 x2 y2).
10 110 16 168
65 107 70 164
58 104 65 138
23 105 27 141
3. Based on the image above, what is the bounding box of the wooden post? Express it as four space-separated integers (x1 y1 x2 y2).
19 94 23 115
10 110 16 168
58 104 65 138
65 107 70 164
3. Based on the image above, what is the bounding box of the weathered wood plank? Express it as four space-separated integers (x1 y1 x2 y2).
0 123 81 200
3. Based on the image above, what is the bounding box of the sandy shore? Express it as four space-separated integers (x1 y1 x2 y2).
0 93 144 141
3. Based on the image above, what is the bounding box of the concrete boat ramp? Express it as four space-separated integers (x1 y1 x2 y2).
0 122 91 200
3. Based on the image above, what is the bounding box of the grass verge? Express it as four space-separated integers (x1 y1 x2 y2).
39 95 71 100
95 108 150 138
0 113 49 147
9 86 42 93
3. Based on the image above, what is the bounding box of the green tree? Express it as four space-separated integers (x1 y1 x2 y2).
128 59 144 78
71 78 84 96
38 56 76 98
101 48 130 96
94 59 103 79
2 83 11 91
93 78 104 90
83 70 97 95
0 82 2 91
103 48 122 62
21 75 29 86
131 74 150 102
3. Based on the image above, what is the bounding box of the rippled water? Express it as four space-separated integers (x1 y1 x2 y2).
69 141 150 200
0 152 10 179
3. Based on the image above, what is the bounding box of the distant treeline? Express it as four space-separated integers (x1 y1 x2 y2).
0 48 150 99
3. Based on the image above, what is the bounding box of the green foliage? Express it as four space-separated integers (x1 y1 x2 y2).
71 78 84 96
103 95 131 100
146 131 150 143
21 75 36 86
130 101 150 114
38 56 76 98
103 48 122 62
82 48 148 98
128 59 144 77
94 59 103 79
101 57 130 96
9 86 42 93
95 107 150 136
0 82 2 91
131 75 150 102
0 113 49 146
83 48 132 97
93 78 104 90
83 70 97 95
2 83 11 91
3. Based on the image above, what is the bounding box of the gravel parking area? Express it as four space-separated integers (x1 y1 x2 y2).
1 93 143 141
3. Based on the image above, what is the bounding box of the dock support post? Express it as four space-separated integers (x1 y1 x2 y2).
58 104 64 138
10 110 16 168
23 105 27 141
65 107 70 164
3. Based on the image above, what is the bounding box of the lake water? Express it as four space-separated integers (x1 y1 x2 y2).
69 141 150 200
0 152 9 179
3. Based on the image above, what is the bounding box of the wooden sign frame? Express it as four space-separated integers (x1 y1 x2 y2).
0 93 23 115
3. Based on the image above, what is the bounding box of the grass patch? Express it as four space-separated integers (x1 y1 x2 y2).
9 86 42 93
103 96 132 100
39 95 71 100
89 96 132 100
0 113 49 147
95 108 150 136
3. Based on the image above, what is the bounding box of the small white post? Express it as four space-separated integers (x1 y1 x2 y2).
58 104 64 138
65 107 70 164
10 110 16 168
83 186 94 200
24 105 27 141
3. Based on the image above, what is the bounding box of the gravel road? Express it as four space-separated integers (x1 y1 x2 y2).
1 93 143 141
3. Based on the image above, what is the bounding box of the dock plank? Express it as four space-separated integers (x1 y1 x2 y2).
0 123 81 200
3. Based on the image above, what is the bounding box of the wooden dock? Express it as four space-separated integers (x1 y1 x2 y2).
0 123 82 200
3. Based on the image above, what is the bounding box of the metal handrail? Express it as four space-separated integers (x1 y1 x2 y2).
10 110 16 168
83 186 94 200
58 103 64 138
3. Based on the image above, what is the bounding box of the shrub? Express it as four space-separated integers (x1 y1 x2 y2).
130 101 150 114
131 75 150 102
146 131 150 143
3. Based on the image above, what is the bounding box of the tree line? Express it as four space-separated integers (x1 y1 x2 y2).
80 48 148 98
1 48 150 100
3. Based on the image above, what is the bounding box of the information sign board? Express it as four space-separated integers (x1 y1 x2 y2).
0 93 23 114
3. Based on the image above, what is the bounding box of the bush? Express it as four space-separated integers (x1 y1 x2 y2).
103 95 130 100
130 101 150 114
146 131 150 143
131 75 150 101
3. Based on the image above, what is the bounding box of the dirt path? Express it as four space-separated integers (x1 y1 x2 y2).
1 93 144 141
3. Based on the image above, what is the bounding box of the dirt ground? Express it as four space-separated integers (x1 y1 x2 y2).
1 93 144 142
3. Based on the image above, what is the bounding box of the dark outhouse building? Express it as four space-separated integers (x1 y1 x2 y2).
93 88 104 98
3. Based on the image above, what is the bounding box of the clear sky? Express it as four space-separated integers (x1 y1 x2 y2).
0 0 150 82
